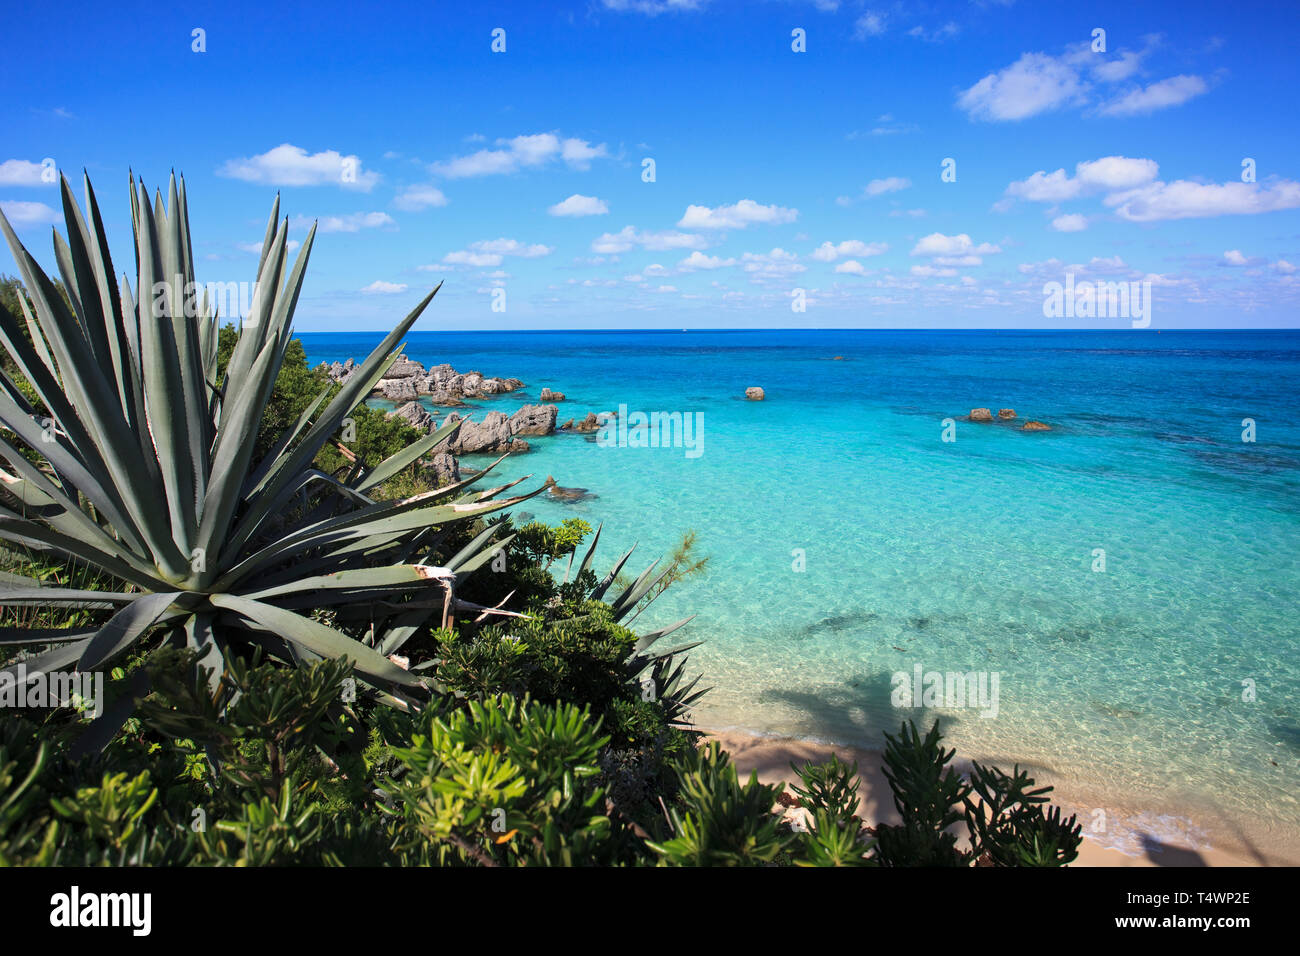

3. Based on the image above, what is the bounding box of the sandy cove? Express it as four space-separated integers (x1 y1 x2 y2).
704 728 1300 867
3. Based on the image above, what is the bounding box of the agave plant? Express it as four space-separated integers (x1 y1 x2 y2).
0 171 548 742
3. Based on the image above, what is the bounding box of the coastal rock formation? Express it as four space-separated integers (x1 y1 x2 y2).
509 403 559 436
430 405 556 455
365 359 525 404
539 387 566 402
1022 420 1052 431
998 408 1016 421
572 411 617 433
380 378 418 402
389 401 434 432
324 358 356 383
427 452 460 486
559 418 575 430
745 386 765 401
969 408 994 422
436 411 516 454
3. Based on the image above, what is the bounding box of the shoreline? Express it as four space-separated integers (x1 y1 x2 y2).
701 725 1300 867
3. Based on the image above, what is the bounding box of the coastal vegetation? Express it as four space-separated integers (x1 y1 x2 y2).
0 174 1080 866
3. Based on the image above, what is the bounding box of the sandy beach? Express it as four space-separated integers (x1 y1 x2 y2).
705 728 1300 867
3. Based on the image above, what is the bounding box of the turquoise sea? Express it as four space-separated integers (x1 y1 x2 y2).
301 329 1300 852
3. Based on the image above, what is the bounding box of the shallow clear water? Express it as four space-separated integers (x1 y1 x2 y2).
302 329 1300 842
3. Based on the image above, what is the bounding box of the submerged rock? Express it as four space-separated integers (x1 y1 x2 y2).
745 386 765 401
548 484 596 503
1022 420 1052 431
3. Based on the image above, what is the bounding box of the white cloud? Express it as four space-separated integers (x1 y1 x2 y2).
444 251 500 267
678 251 736 270
957 52 1087 121
295 212 395 234
1051 214 1088 232
1091 50 1143 83
237 239 301 255
740 248 805 279
472 238 552 257
677 199 798 230
810 239 888 262
910 233 1001 258
392 184 448 211
591 225 708 254
360 281 408 295
1005 156 1159 203
911 264 958 277
834 260 869 275
1273 259 1296 275
548 194 609 217
1006 168 1080 203
864 177 910 197
1076 156 1161 189
1099 75 1209 116
854 12 886 38
0 201 60 226
443 238 554 267
600 0 705 15
1105 178 1300 221
430 133 608 179
0 159 52 186
218 144 379 190
1222 249 1249 266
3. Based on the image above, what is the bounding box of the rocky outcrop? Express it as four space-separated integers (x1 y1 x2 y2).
998 408 1016 421
1022 421 1052 431
389 401 434 432
380 378 418 402
745 387 765 401
539 387 566 402
368 359 525 404
509 403 558 436
426 452 460 485
571 411 617 433
322 358 357 384
969 408 994 422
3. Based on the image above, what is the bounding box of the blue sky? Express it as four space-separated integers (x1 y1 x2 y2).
2 0 1298 330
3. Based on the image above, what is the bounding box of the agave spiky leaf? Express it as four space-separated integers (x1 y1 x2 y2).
0 170 548 743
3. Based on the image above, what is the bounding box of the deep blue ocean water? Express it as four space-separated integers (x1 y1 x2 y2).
300 328 1300 848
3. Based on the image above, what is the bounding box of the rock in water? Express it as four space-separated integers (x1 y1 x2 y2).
380 378 418 402
540 387 566 402
998 408 1017 420
509 403 558 436
969 407 993 422
1022 420 1052 431
435 411 518 454
745 386 765 401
